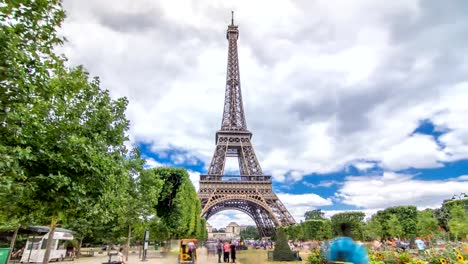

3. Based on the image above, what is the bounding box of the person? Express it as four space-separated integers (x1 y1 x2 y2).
217 242 223 263
329 223 369 264
187 240 196 260
230 241 237 263
117 247 127 264
223 241 230 262
415 237 425 255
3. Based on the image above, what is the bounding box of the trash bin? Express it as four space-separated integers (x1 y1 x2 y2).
154 243 159 251
0 248 10 264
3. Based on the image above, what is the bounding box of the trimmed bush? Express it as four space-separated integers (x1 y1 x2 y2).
273 228 296 261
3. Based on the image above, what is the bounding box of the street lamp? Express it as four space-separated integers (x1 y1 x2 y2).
451 192 467 200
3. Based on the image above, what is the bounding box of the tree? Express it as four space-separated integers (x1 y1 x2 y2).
305 209 325 220
387 215 404 238
374 206 418 239
273 228 296 261
417 209 439 238
435 198 468 232
0 1 134 263
240 226 260 240
153 167 202 239
331 212 365 240
363 217 383 240
302 219 332 240
448 204 468 240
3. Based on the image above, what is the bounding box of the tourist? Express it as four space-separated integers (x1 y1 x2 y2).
415 237 426 255
223 241 230 262
117 247 127 264
230 241 237 263
217 242 223 263
328 223 369 264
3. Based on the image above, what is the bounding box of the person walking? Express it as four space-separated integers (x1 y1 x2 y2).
217 242 223 263
329 223 369 264
117 247 127 264
223 241 230 262
230 241 237 263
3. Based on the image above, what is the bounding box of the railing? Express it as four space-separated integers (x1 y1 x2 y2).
200 174 271 182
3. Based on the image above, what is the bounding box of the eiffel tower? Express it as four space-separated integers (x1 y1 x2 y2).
198 12 296 237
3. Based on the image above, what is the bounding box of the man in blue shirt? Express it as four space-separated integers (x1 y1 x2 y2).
329 223 369 264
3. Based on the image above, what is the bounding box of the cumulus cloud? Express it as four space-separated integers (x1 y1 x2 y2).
60 0 468 183
144 158 163 168
336 172 468 209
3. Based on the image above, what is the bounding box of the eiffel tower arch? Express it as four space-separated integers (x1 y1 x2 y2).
198 13 295 238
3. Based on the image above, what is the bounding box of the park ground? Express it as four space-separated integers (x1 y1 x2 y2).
59 248 309 264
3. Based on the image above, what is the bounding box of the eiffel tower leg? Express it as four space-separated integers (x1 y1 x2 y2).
240 145 263 175
207 145 227 175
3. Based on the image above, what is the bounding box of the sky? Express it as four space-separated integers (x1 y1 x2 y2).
60 0 468 228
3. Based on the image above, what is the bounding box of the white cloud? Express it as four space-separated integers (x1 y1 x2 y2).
144 158 163 168
303 180 341 188
352 161 376 171
336 172 468 209
277 193 333 222
380 134 445 170
188 170 201 191
60 0 468 184
207 210 255 229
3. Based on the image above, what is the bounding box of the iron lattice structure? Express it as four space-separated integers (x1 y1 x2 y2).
198 13 296 237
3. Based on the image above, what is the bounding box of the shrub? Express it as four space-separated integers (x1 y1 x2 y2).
273 228 296 261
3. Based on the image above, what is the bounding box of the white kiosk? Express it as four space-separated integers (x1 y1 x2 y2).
20 226 74 263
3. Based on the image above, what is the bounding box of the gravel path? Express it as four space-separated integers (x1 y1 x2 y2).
59 248 218 264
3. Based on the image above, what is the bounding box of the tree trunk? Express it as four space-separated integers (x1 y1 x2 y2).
42 215 58 264
126 225 131 261
6 226 19 264
76 238 83 258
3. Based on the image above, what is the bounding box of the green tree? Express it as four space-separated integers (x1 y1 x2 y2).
435 198 468 232
417 209 439 238
305 209 325 220
374 206 418 239
364 217 383 240
387 215 404 238
302 219 332 240
448 204 468 240
153 167 202 239
240 226 260 240
0 1 134 262
330 212 365 240
273 228 295 261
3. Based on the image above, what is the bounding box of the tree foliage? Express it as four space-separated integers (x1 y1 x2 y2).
373 206 417 239
240 226 260 240
417 209 439 237
304 209 325 220
153 167 203 239
331 212 365 240
448 204 468 239
273 228 296 261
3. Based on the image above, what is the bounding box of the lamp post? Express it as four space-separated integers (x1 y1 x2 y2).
451 193 468 212
451 192 467 200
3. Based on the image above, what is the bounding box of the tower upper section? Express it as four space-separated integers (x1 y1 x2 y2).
220 12 248 132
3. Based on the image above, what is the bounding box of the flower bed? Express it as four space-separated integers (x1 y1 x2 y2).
307 245 468 264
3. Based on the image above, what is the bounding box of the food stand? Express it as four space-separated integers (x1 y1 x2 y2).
20 226 75 263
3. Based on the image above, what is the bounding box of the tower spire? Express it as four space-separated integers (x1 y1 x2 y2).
221 12 246 131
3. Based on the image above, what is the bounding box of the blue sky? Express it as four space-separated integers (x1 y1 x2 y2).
61 0 468 227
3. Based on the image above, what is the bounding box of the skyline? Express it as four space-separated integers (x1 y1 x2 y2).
61 0 468 228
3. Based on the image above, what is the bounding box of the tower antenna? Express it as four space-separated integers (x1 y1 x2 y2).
231 11 234 25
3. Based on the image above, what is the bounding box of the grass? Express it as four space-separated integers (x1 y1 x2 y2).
236 249 308 264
